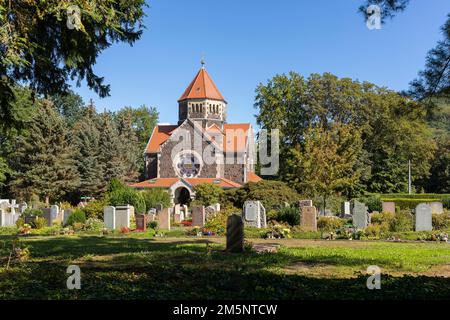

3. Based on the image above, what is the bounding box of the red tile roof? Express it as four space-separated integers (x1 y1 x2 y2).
247 171 262 183
145 123 251 154
178 68 225 102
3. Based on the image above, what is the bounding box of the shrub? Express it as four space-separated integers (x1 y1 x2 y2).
442 197 450 210
192 183 224 206
147 221 158 229
84 218 104 231
66 209 86 226
109 187 146 213
432 213 450 230
381 198 440 209
317 217 345 232
22 208 43 217
271 207 300 226
204 206 239 235
31 216 47 229
391 210 414 232
229 180 300 210
81 197 109 219
15 218 25 228
141 188 171 210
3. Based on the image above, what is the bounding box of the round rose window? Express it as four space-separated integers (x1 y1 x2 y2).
175 151 202 178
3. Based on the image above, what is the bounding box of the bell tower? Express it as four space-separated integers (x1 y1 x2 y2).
178 63 227 128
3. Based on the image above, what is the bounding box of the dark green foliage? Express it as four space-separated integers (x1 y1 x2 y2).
9 101 80 202
226 180 300 210
109 187 146 214
141 189 171 210
22 208 43 217
72 106 104 197
193 183 224 206
358 195 382 212
66 210 86 227
270 207 300 226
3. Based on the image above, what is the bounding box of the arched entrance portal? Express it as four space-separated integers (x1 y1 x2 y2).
174 187 191 205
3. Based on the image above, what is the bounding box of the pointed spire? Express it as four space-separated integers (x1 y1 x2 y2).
178 67 225 102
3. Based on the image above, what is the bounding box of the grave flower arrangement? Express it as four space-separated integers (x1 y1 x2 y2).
18 224 32 235
181 220 192 226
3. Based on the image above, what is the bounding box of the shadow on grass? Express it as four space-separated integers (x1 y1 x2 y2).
1 235 449 299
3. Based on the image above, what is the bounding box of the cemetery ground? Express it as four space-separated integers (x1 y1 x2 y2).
1 230 449 299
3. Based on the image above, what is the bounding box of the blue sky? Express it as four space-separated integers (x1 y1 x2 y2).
72 0 448 127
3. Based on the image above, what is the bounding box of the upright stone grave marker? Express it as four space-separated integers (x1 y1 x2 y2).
243 201 266 228
158 208 171 230
415 203 432 231
42 208 52 227
104 206 116 230
192 206 206 227
299 200 313 208
115 205 132 229
382 202 396 214
62 209 73 226
226 214 244 253
352 201 370 229
341 201 351 218
428 202 443 214
136 213 147 231
300 206 317 231
50 205 62 225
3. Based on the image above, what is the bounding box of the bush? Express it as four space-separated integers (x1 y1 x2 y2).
432 213 450 230
141 188 171 210
66 209 86 226
109 187 146 213
22 208 43 217
443 197 450 210
81 197 109 219
84 218 104 231
147 221 158 230
192 183 224 206
360 196 382 212
391 210 414 232
15 218 25 228
270 207 300 226
380 198 440 209
31 216 47 229
204 206 239 235
317 217 345 232
370 211 413 232
227 180 300 210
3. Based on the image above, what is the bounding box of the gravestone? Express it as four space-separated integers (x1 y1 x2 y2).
183 205 189 219
243 201 266 228
352 201 370 229
341 201 351 218
148 208 156 215
174 212 181 223
300 206 317 231
42 208 52 226
62 209 73 226
192 206 206 227
155 203 163 213
226 214 244 253
382 201 396 214
9 200 19 216
428 202 444 214
148 213 156 222
174 204 181 220
415 203 432 231
50 205 62 225
158 208 171 230
104 206 116 230
115 205 132 229
212 203 220 212
205 205 217 220
19 202 28 214
299 200 313 208
136 213 147 231
0 208 18 227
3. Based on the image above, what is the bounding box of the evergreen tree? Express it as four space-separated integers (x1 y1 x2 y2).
115 112 140 183
72 105 104 197
98 112 125 185
9 100 79 203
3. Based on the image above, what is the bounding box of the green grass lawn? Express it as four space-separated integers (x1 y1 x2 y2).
0 233 449 299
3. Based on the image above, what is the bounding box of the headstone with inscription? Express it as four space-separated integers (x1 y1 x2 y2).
192 206 206 227
136 213 147 231
158 208 171 230
226 214 244 253
352 201 370 229
115 205 132 229
382 201 396 214
300 206 317 231
415 203 432 231
243 201 267 228
104 206 116 230
341 201 351 218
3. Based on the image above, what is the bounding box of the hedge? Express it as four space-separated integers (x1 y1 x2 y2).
377 193 450 200
381 198 440 210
